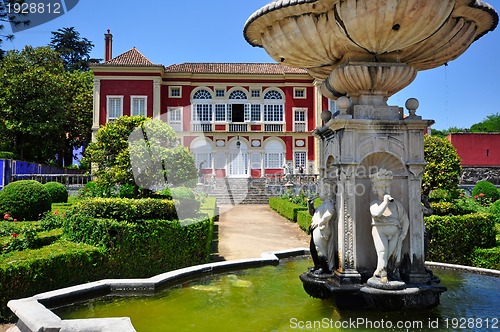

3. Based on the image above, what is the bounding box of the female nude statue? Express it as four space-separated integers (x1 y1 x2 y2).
369 169 409 283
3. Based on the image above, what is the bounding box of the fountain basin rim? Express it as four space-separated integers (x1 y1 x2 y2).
426 261 500 278
7 248 310 332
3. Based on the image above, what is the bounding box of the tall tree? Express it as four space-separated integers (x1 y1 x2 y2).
0 46 93 164
84 116 198 197
0 0 29 59
469 113 500 133
49 27 99 71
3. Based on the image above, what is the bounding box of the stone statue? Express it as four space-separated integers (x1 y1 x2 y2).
369 169 409 283
307 187 336 274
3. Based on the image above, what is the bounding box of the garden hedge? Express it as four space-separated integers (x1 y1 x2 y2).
297 210 313 233
0 240 107 321
63 213 213 278
269 197 308 222
471 246 500 270
425 213 496 265
0 180 51 221
71 197 178 221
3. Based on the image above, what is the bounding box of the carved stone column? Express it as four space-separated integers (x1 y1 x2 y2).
407 163 429 283
92 78 101 141
335 164 361 283
153 78 161 119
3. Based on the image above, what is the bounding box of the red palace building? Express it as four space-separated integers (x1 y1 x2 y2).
91 31 333 179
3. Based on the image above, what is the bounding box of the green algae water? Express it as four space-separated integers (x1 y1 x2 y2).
55 258 500 332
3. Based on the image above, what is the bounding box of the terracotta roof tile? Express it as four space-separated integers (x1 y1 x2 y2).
164 63 309 75
97 48 161 67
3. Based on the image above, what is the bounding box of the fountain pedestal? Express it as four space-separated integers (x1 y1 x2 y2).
300 111 447 309
245 0 497 311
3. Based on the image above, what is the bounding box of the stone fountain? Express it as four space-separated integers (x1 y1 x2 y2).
244 0 498 309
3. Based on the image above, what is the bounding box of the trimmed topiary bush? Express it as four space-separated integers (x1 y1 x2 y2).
43 181 68 203
0 180 51 221
472 180 500 202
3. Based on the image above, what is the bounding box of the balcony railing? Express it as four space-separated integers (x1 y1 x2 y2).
190 122 285 133
228 123 248 132
191 123 213 132
264 124 284 132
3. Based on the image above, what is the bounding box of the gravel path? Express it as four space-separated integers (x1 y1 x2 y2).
215 204 310 260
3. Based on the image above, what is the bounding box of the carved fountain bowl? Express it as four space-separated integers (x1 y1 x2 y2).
244 0 498 99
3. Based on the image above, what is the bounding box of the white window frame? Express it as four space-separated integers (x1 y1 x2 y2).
169 86 182 98
192 104 213 122
293 107 307 132
251 89 261 98
106 95 123 122
265 152 284 169
130 96 147 117
293 87 306 99
264 104 284 122
215 89 225 98
294 151 307 169
167 107 182 131
214 104 226 122
264 140 285 169
250 104 262 122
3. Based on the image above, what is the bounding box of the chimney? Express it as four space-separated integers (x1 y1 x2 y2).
104 29 113 62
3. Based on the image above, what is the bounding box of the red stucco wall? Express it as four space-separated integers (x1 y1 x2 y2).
447 133 500 167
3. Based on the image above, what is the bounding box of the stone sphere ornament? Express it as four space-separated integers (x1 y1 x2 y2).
336 96 351 110
320 110 332 122
405 98 419 112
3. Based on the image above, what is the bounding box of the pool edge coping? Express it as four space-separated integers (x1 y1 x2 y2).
8 248 310 332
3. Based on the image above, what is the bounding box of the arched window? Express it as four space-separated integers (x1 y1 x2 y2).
193 89 212 100
192 89 213 129
264 90 283 100
229 90 248 100
263 90 284 126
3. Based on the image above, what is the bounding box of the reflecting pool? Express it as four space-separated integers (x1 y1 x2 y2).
55 258 500 331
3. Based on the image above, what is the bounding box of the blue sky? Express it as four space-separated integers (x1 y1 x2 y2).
3 0 500 130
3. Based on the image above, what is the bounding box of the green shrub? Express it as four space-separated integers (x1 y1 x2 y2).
471 247 500 270
43 182 68 203
472 181 500 202
71 198 178 222
170 186 195 199
489 200 500 221
79 181 110 198
297 210 312 234
269 197 308 222
63 213 213 278
425 213 496 265
430 197 488 216
0 152 14 159
453 196 488 215
0 240 106 321
0 180 51 221
428 188 460 202
429 202 455 216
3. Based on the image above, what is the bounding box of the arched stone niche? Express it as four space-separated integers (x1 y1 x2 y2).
354 152 408 275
